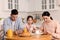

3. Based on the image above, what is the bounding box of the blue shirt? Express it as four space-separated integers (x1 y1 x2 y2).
3 17 24 34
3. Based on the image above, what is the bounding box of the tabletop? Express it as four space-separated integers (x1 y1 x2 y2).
4 35 52 40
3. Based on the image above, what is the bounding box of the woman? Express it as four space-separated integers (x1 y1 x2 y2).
40 11 60 39
24 16 36 33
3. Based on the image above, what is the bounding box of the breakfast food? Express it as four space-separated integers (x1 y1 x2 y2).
19 27 31 37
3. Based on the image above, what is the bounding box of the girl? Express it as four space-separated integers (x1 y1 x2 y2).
24 16 36 33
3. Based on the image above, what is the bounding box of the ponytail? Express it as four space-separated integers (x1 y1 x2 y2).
50 17 53 20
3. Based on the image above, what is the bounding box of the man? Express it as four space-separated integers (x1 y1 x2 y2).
3 9 24 35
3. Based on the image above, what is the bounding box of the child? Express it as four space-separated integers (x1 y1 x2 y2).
24 16 36 33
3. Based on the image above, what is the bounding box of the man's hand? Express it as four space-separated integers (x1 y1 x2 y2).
14 30 23 35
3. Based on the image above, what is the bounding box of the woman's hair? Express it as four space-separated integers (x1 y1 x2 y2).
42 11 50 17
42 11 53 20
27 15 33 21
50 17 53 20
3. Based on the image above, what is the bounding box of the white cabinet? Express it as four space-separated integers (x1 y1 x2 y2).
41 0 57 11
3 0 57 12
3 0 19 11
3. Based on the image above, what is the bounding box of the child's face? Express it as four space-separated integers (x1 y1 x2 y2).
27 18 33 24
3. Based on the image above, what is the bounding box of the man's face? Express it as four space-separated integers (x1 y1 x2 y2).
11 14 18 21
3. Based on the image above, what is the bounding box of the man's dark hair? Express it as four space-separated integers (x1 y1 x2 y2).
27 15 33 21
11 9 18 15
42 11 50 17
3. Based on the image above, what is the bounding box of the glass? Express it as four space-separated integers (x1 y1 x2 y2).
8 0 10 2
49 4 51 9
8 3 10 9
52 4 54 9
52 0 54 3
11 3 13 9
45 5 47 9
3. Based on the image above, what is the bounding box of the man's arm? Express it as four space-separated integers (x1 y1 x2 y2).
15 18 24 34
3 20 9 34
18 18 24 30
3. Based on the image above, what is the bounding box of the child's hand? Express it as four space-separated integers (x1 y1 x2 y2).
43 31 48 35
32 30 36 33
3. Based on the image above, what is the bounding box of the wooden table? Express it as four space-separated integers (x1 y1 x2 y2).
4 35 52 40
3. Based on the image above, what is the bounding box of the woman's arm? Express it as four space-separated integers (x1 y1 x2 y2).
52 21 60 38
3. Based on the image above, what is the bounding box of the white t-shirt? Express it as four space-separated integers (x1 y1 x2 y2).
11 21 15 31
12 21 15 27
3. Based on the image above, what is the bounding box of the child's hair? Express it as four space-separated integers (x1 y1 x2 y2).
11 9 18 15
27 15 33 21
42 11 50 17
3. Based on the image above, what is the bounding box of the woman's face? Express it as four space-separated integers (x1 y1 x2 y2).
42 16 50 22
27 18 33 24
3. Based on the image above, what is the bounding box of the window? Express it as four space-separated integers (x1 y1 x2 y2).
49 0 55 9
42 0 55 10
14 0 19 9
8 0 19 10
42 0 47 9
8 0 13 9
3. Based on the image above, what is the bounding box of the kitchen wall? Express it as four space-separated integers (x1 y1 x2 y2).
0 0 60 23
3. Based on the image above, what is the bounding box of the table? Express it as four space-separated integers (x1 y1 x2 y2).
4 35 52 40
